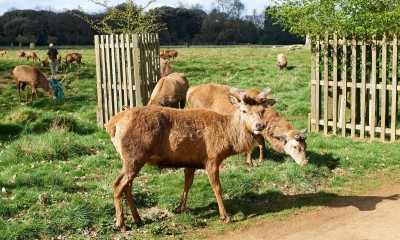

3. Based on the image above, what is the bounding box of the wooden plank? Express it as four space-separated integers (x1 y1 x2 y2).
115 34 123 112
323 32 329 135
341 37 348 137
380 34 387 141
350 36 357 137
125 34 134 107
310 38 317 132
133 34 142 106
110 35 118 116
100 35 109 124
360 39 367 139
370 36 377 138
120 35 128 107
391 33 398 142
105 35 113 119
332 32 338 134
94 35 104 128
315 35 321 132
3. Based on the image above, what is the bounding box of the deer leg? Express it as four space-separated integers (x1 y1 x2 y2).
17 85 21 103
113 159 145 231
21 85 28 102
176 168 196 213
206 162 230 222
179 99 186 109
32 86 38 100
123 170 144 228
112 172 128 231
257 135 265 163
246 151 253 167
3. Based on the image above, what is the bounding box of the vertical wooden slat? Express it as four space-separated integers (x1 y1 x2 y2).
133 34 142 106
360 38 367 139
120 35 128 107
323 32 329 135
391 33 398 142
332 32 338 134
105 36 113 119
100 35 109 124
350 35 357 137
110 35 118 115
315 36 321 132
310 37 316 132
94 35 104 128
370 36 377 138
125 34 134 107
115 34 123 112
341 37 348 137
380 34 387 141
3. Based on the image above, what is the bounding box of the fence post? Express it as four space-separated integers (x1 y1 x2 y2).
95 35 104 128
391 33 398 142
332 31 338 134
369 35 377 139
360 37 367 139
323 32 329 135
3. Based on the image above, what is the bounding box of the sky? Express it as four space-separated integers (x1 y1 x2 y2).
0 0 273 16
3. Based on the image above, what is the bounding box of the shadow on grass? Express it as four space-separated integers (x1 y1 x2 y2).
190 190 400 222
0 123 23 141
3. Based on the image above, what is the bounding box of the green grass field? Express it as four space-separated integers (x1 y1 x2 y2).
0 45 399 239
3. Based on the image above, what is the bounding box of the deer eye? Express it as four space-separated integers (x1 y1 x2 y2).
242 110 247 113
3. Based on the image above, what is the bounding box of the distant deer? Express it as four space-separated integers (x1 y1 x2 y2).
13 65 53 102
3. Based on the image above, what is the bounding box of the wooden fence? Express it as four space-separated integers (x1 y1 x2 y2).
309 32 399 142
94 33 160 128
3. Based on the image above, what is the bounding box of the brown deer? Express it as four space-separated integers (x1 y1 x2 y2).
187 83 307 167
106 88 276 231
147 72 188 108
64 53 82 68
13 65 53 102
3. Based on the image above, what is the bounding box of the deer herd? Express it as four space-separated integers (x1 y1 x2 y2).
106 50 304 231
1 49 83 103
4 46 302 231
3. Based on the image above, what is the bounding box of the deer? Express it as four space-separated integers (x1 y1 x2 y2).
106 87 276 231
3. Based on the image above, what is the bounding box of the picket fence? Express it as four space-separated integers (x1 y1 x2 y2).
94 33 160 128
309 32 399 142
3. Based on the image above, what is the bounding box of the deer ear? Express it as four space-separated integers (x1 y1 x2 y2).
227 92 241 107
273 134 287 141
261 99 276 108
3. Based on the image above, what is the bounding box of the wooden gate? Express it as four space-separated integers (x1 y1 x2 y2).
94 33 160 128
309 32 399 142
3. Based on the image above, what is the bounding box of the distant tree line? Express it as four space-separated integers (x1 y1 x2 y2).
0 5 303 47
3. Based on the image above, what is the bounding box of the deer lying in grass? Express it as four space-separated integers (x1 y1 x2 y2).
13 65 53 103
187 83 307 167
106 88 276 231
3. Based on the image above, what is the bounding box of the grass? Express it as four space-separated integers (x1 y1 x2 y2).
0 45 399 239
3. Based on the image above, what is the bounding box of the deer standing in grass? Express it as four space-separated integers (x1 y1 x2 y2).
13 65 53 103
106 88 276 231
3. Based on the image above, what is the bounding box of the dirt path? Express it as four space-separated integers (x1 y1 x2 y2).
213 184 400 240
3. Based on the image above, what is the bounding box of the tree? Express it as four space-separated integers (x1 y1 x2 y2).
213 0 245 19
268 0 400 37
15 35 29 48
75 0 165 34
155 6 206 43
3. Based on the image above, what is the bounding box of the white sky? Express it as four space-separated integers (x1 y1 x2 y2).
0 0 273 16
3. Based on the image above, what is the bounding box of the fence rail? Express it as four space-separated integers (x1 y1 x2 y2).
95 33 160 128
309 32 399 142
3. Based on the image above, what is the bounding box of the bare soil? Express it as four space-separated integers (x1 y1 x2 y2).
211 184 400 240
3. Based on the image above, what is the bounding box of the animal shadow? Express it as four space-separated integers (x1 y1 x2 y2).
190 190 400 222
